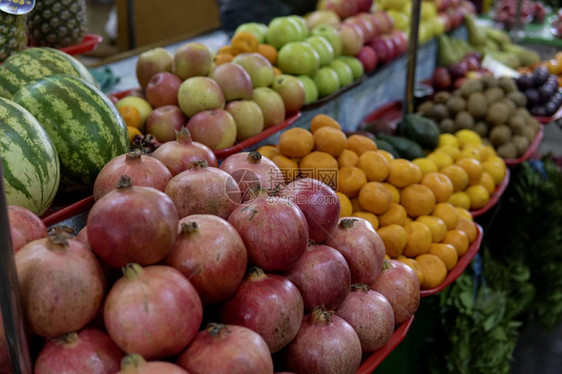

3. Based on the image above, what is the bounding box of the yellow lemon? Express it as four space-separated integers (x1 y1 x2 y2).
439 133 459 148
412 158 439 176
455 129 482 147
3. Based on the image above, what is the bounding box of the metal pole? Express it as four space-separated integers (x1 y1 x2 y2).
512 0 524 42
404 0 422 116
0 157 32 374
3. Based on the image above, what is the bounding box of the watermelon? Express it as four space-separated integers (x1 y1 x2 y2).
0 97 60 216
0 47 97 99
12 74 129 189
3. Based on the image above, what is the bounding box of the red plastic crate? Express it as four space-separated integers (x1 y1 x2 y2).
41 195 94 227
534 105 562 125
470 169 510 217
58 34 103 56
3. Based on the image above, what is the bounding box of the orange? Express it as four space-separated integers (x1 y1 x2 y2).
382 183 400 204
337 149 359 168
440 165 469 192
127 126 142 143
313 127 347 157
421 172 454 203
230 31 259 55
346 134 377 156
448 192 471 210
402 221 432 257
352 211 379 230
432 202 459 230
479 172 496 194
377 149 394 162
465 185 490 210
119 105 141 129
378 203 407 226
273 66 283 76
400 183 436 218
278 128 314 158
217 45 232 55
441 229 469 256
456 158 483 186
416 215 447 243
435 145 460 161
377 224 407 258
272 155 299 182
455 207 473 221
257 145 280 160
413 158 438 176
415 254 448 289
429 243 458 271
386 159 422 188
455 217 477 243
482 158 506 185
257 43 277 64
404 216 413 225
358 182 393 215
338 166 367 198
337 192 353 217
214 53 234 65
357 151 390 182
397 257 424 285
299 151 338 181
351 197 362 212
310 114 342 134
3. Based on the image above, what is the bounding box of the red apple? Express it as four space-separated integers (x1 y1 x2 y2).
136 47 173 90
372 10 394 35
345 16 376 43
438 13 453 32
355 46 378 73
271 74 306 114
389 30 408 54
173 42 213 80
186 109 237 150
323 0 359 19
306 10 341 29
145 72 182 108
232 53 275 88
448 61 469 80
431 67 452 90
145 105 187 143
209 62 254 102
338 23 364 56
358 13 380 38
356 0 373 13
369 36 394 64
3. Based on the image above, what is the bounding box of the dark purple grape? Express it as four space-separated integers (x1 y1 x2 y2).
516 74 533 91
532 66 549 87
525 88 540 107
545 102 558 116
538 82 557 101
546 75 558 87
531 106 548 117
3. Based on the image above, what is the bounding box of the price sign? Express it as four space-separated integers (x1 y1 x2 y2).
0 0 35 15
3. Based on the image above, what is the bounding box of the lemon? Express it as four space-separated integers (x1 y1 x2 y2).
127 126 142 143
482 159 506 185
448 191 471 210
482 145 497 160
413 158 438 176
427 151 454 170
465 185 490 210
455 207 473 221
479 172 496 194
458 145 483 161
455 129 482 147
438 133 459 148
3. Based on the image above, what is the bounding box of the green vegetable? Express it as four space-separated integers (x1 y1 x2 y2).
375 133 425 160
373 138 400 158
397 113 441 150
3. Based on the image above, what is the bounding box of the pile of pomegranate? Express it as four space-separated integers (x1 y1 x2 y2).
2 140 420 374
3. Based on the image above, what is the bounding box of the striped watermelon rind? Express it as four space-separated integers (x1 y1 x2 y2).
0 97 60 216
12 74 129 189
0 47 97 99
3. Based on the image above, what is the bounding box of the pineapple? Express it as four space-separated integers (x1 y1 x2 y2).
0 11 27 62
27 0 87 48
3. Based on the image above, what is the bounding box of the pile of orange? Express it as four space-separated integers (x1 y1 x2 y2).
215 31 280 74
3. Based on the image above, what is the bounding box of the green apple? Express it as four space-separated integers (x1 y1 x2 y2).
336 56 364 80
297 75 319 104
277 42 320 77
313 67 340 98
115 96 153 132
234 22 268 43
288 15 310 39
305 36 335 67
266 17 305 49
311 24 343 58
329 60 353 87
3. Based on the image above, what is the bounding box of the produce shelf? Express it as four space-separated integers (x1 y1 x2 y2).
41 195 94 228
419 223 483 297
503 124 544 167
356 315 415 374
470 168 510 217
58 34 103 56
534 105 562 125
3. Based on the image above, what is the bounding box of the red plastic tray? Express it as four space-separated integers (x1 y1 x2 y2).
470 168 510 217
534 105 562 125
503 124 544 166
362 100 403 128
58 34 103 56
41 195 94 227
419 223 483 297
356 315 415 374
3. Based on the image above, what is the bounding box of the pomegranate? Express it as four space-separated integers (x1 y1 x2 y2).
87 175 179 268
165 160 241 220
335 284 395 352
228 193 308 272
93 151 172 200
118 354 188 374
283 178 340 243
283 307 362 374
165 215 248 305
177 323 274 373
371 259 420 325
220 267 303 353
284 243 351 312
219 151 283 197
151 127 218 176
75 226 89 248
15 234 105 338
324 217 385 284
104 264 203 360
8 205 47 252
34 328 123 374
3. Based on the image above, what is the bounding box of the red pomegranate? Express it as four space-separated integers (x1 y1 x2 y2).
15 234 105 338
165 160 241 220
93 151 172 200
8 205 47 252
118 354 189 374
220 267 304 353
75 226 89 248
87 175 179 268
283 178 340 243
177 323 274 373
284 243 351 312
335 284 395 352
165 215 248 305
228 193 308 272
324 217 385 284
151 127 218 176
34 328 123 374
283 307 362 374
104 264 203 360
371 259 420 325
219 151 284 197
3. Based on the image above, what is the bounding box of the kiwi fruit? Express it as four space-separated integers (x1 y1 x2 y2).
489 125 512 146
474 121 488 137
481 73 498 88
455 111 475 130
508 115 526 135
467 92 488 119
526 116 540 132
484 87 505 104
497 142 517 159
511 135 530 156
431 103 450 122
439 118 455 133
486 102 509 126
515 107 531 119
498 76 517 94
460 79 484 99
482 138 493 147
507 91 527 107
500 99 516 117
417 101 434 117
522 126 537 141
447 96 467 115
434 91 451 104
